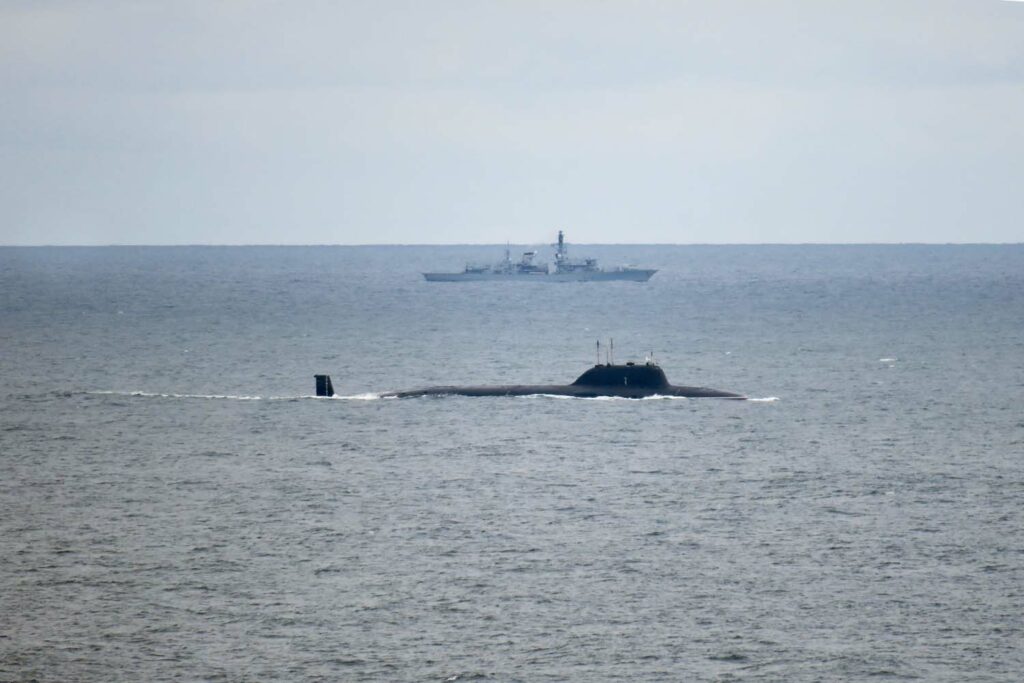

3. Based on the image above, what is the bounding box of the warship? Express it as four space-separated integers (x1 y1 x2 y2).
423 231 657 282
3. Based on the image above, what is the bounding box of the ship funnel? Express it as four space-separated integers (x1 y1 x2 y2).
315 374 335 397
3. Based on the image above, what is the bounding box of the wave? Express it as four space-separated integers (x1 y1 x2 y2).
526 393 771 402
84 390 307 401
80 390 774 403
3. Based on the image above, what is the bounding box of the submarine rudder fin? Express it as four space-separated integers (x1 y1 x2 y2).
315 374 335 397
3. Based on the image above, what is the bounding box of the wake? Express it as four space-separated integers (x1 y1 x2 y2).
82 390 381 402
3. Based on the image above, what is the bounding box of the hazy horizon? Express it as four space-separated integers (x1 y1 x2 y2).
2 1 1022 246
4 240 1023 248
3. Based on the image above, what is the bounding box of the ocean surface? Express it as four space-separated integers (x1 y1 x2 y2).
2 244 1022 682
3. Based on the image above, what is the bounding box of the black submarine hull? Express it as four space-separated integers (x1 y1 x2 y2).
317 362 746 400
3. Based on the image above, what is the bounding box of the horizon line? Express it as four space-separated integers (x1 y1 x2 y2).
2 241 1022 248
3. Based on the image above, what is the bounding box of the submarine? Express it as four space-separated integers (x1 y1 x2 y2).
315 357 745 400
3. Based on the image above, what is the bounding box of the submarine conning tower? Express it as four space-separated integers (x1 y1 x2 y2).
571 362 670 389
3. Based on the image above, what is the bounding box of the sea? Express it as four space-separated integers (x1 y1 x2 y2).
1 244 1022 682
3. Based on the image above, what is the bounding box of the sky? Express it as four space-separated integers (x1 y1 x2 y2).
1 0 1022 245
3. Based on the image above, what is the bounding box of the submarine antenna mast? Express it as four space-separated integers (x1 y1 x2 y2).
610 338 614 365
596 340 601 366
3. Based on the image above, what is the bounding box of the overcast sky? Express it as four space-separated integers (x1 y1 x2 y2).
2 0 1022 245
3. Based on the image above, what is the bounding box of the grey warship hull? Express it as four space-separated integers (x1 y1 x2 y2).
423 231 656 282
423 269 656 282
